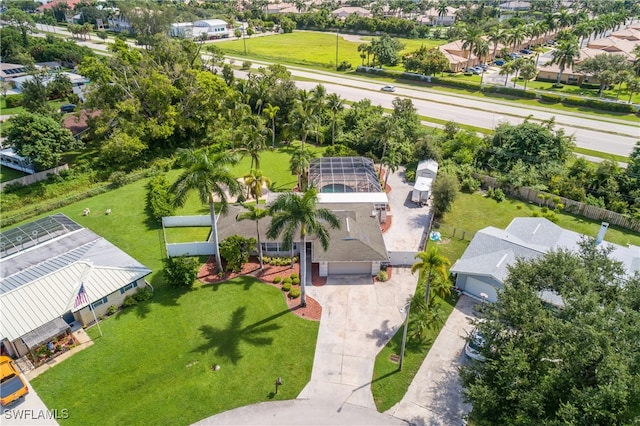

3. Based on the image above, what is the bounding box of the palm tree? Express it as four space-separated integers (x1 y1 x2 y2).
436 0 448 26
519 62 538 90
473 39 489 68
381 145 402 189
372 116 399 178
326 93 344 145
507 25 526 53
548 38 580 85
238 115 267 170
244 169 271 201
236 204 269 270
262 103 280 148
172 149 242 273
289 147 314 191
267 188 341 307
487 26 506 62
411 246 451 305
461 25 483 71
499 61 516 86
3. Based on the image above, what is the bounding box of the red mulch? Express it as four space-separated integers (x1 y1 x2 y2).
198 256 322 321
372 265 393 283
381 215 392 233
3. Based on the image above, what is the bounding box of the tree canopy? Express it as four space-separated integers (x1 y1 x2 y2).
7 112 77 171
460 240 640 425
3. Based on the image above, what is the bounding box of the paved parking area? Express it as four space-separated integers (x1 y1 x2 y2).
383 168 433 253
386 295 478 425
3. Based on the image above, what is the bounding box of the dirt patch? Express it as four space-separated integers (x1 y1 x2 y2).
198 256 322 321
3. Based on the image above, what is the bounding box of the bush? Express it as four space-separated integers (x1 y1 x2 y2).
290 272 299 280
289 287 300 299
163 256 199 289
4 94 23 108
493 188 505 202
404 169 416 182
219 235 256 272
562 96 587 107
583 99 634 113
461 177 480 193
273 276 282 283
431 77 481 92
146 175 175 221
133 287 152 302
283 276 292 284
109 171 130 188
107 305 118 316
282 282 292 292
482 86 537 99
292 277 300 285
540 93 562 103
241 60 252 70
377 270 388 282
122 295 137 308
337 60 352 71
552 83 564 89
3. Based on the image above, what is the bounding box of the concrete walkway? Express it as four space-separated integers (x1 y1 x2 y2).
387 296 478 425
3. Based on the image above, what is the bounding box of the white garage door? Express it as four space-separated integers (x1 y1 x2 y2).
464 276 498 302
328 262 371 275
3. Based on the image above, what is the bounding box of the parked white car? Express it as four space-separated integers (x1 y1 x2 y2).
464 327 486 362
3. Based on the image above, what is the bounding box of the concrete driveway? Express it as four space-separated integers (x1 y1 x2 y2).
386 295 478 425
383 168 433 253
1 380 60 426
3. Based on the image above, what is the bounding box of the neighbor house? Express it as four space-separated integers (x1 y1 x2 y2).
170 22 194 38
0 148 36 175
0 63 30 82
331 7 372 19
0 214 152 358
450 217 640 303
418 7 457 26
193 19 230 39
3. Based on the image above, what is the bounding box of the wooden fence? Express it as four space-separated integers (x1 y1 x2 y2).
480 176 640 233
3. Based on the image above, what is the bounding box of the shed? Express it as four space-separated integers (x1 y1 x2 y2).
412 160 438 204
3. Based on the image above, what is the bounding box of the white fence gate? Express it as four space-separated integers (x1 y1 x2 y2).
388 251 419 266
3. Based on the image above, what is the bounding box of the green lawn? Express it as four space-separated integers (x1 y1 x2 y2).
371 295 455 413
524 79 640 105
25 176 319 425
0 166 26 183
218 32 446 70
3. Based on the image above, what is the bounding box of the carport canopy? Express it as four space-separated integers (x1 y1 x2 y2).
20 317 70 349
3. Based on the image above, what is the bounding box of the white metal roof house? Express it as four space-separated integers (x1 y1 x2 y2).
193 19 229 39
170 22 194 38
0 214 152 358
412 159 438 204
450 217 640 303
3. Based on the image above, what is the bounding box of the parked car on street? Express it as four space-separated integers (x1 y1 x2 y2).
381 85 396 92
0 356 29 406
519 49 533 55
494 59 505 66
509 52 521 59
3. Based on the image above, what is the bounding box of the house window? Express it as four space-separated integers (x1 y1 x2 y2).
119 281 138 294
262 242 297 252
90 297 108 310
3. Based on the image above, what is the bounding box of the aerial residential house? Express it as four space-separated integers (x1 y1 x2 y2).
450 218 640 303
263 2 299 14
498 1 531 12
0 148 36 175
439 40 481 72
418 6 457 26
331 7 372 19
11 72 90 101
0 63 30 82
0 214 152 358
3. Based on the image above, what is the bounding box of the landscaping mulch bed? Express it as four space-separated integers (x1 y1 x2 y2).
198 256 322 321
373 265 393 283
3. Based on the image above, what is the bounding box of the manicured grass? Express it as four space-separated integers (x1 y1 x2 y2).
0 166 26 183
371 295 455 413
24 175 319 425
32 277 318 426
524 79 640 105
165 226 210 243
573 147 629 164
218 32 446 70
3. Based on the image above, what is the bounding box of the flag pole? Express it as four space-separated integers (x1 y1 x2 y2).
89 304 104 338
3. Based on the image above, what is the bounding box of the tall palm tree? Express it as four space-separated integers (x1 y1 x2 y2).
436 0 448 26
473 39 490 67
262 103 280 148
267 188 341 307
238 115 267 170
461 25 483 71
411 246 451 305
236 204 269 270
172 149 242 273
289 146 314 191
326 93 344 145
507 25 526 53
548 38 580 84
519 61 538 90
487 26 506 62
372 116 399 178
382 145 402 189
244 169 271 201
499 61 516 86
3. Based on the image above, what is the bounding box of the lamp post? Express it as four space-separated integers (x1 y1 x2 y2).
399 300 412 371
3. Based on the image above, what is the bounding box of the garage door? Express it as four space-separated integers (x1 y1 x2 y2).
464 276 498 302
328 262 371 275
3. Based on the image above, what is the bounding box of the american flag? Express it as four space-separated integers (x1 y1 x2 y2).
74 283 89 309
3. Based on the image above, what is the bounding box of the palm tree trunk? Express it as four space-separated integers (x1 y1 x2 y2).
331 112 336 145
256 221 263 270
209 195 223 273
557 67 563 84
384 166 391 189
300 234 307 307
272 120 276 148
425 270 432 305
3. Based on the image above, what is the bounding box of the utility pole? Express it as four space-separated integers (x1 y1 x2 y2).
335 28 339 70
